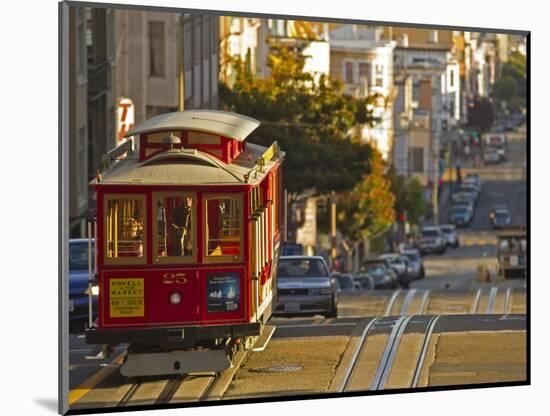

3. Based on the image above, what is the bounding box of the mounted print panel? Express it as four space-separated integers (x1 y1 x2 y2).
60 1 528 415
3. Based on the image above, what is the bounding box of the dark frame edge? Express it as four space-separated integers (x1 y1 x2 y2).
59 1 70 415
64 0 529 36
525 31 531 386
59 3 531 415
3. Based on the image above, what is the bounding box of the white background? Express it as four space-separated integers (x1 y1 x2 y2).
0 0 544 415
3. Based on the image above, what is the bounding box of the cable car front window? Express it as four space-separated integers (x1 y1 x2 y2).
105 196 145 261
155 194 195 262
205 196 242 260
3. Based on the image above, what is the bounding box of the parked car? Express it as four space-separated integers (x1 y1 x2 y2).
484 133 507 161
502 119 516 132
484 147 501 164
465 173 482 191
489 204 507 222
418 226 447 255
281 243 304 256
334 273 360 294
69 239 98 331
463 178 481 193
491 208 512 229
459 186 479 205
276 256 338 318
439 224 459 248
399 248 425 279
356 259 399 289
449 205 473 227
378 253 411 288
452 191 476 207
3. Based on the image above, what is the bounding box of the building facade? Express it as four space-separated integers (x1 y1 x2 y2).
114 11 219 124
388 28 457 193
68 9 220 237
329 25 396 160
68 7 90 237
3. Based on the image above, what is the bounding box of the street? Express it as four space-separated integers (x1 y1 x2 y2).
67 124 527 410
415 125 527 290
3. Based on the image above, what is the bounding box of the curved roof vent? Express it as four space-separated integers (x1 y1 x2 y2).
162 134 182 150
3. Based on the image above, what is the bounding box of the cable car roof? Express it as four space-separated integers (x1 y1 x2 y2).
125 110 260 142
92 142 284 186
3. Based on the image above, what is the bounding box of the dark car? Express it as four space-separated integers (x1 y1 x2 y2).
459 185 479 205
400 249 425 279
275 256 338 318
334 273 360 293
356 259 399 290
450 205 473 227
465 173 482 191
452 191 476 208
489 204 507 223
69 239 98 330
491 209 511 229
281 243 304 256
378 254 411 288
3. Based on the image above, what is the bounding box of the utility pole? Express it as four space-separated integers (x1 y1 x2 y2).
177 14 185 111
433 131 440 226
330 191 337 270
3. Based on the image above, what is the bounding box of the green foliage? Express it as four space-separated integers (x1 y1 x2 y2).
468 97 494 132
387 165 426 225
219 42 379 195
497 51 526 110
336 149 396 243
494 76 518 103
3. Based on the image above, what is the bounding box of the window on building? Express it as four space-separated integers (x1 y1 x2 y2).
450 69 455 87
154 194 195 262
411 147 424 173
412 81 420 102
76 8 86 79
105 196 146 263
148 21 165 77
375 63 384 87
205 196 242 261
76 127 87 207
345 61 354 84
358 62 371 86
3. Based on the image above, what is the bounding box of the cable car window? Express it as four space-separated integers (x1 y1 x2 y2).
154 193 196 263
205 195 242 262
105 196 146 263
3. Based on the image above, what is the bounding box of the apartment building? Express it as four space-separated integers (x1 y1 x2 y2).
114 11 219 124
68 8 220 237
329 25 396 160
387 28 457 192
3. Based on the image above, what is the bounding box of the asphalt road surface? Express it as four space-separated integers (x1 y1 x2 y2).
66 126 527 410
412 126 527 291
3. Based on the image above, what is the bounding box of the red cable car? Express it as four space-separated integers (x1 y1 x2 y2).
85 110 285 377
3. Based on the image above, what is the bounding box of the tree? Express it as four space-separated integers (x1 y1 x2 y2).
494 76 518 103
336 149 395 267
219 42 380 197
502 51 526 97
468 97 494 132
387 165 426 225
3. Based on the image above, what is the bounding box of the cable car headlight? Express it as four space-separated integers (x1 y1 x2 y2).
170 291 182 305
85 285 100 296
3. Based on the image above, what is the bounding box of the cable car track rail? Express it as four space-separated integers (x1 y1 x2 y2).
410 315 441 388
338 318 380 392
370 315 412 390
